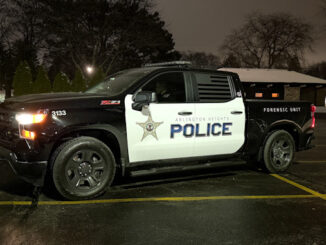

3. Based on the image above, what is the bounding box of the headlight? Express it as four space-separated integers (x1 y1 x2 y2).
15 113 47 125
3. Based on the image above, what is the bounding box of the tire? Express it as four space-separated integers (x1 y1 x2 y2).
263 130 295 173
50 136 116 200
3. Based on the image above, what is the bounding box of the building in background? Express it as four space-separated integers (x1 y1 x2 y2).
219 68 326 106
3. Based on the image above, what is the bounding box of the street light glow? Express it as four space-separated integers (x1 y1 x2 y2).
86 66 94 74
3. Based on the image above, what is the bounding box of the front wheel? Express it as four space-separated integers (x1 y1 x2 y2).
263 130 295 173
50 136 116 200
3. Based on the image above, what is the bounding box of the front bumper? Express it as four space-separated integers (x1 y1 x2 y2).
0 145 47 186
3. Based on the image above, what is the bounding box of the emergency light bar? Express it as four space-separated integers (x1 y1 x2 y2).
144 61 192 67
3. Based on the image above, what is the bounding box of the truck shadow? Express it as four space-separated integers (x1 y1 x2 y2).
1 160 263 200
113 163 261 189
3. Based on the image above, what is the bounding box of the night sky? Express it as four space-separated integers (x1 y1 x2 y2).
155 0 326 65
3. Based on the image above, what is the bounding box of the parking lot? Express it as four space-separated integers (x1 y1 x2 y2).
0 115 325 245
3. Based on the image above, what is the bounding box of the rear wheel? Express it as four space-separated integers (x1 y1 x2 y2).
263 130 295 173
50 136 116 200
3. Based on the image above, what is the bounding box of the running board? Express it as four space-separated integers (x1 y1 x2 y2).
128 160 246 178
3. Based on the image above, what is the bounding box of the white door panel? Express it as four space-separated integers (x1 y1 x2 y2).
125 95 195 163
194 98 245 156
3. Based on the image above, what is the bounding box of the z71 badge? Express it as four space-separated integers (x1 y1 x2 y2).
101 100 120 105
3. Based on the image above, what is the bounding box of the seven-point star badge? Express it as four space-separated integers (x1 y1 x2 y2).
137 113 163 141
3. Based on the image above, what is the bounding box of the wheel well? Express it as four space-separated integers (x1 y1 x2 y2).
49 129 122 168
267 125 300 150
257 124 300 163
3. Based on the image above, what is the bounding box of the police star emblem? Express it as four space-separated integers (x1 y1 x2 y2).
137 113 163 141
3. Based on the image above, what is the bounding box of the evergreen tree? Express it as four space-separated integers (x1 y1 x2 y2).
71 69 86 92
33 66 52 93
12 61 33 96
88 68 106 89
53 72 71 92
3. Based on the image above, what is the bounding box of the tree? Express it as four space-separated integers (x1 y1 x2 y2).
88 68 106 89
322 0 326 15
0 1 11 47
42 0 180 77
0 1 16 98
53 72 71 92
221 12 313 69
286 56 302 72
0 0 45 98
221 54 241 68
0 0 180 97
33 66 52 93
0 43 13 97
322 0 326 32
3 0 45 71
306 62 326 79
71 69 87 92
181 51 220 69
12 61 33 96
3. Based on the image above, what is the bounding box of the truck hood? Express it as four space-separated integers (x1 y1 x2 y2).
1 92 123 111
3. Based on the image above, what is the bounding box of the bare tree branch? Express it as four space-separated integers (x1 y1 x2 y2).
220 12 313 70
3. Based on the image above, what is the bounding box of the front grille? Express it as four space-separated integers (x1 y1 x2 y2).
0 111 15 123
0 126 19 140
0 110 19 142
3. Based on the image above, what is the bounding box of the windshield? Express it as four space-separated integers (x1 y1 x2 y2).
85 68 153 96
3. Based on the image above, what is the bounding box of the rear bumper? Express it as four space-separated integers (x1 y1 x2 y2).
298 133 314 151
0 145 47 186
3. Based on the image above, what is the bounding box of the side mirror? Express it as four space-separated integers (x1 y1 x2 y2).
132 91 156 111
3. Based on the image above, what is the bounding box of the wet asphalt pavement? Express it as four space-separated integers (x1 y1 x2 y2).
0 115 326 245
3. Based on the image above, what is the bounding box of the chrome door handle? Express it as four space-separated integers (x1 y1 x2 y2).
231 111 243 115
178 111 193 116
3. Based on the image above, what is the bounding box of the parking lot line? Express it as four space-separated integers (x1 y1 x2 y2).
271 174 326 200
0 201 33 206
0 194 319 206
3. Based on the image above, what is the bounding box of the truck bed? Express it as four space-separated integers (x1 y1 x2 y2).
244 99 313 155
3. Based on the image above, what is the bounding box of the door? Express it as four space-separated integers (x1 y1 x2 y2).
192 72 245 157
125 72 195 163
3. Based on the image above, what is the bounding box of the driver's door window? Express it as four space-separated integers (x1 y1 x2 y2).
141 72 186 103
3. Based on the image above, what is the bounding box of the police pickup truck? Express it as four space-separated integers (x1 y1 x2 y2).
0 62 315 200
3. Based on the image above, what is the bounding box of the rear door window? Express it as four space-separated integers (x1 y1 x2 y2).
194 73 234 102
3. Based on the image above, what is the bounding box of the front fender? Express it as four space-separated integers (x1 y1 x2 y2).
51 124 128 161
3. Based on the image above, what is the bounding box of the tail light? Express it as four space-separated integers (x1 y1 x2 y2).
310 105 316 128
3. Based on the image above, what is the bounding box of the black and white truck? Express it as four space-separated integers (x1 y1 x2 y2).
0 62 315 200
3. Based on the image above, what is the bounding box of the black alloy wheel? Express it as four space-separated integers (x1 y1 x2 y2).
66 149 106 189
263 130 295 173
51 136 116 200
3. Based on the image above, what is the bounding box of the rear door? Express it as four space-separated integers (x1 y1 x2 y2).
192 72 245 157
125 71 196 163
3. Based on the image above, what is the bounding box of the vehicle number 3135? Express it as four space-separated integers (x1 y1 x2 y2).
52 110 67 116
